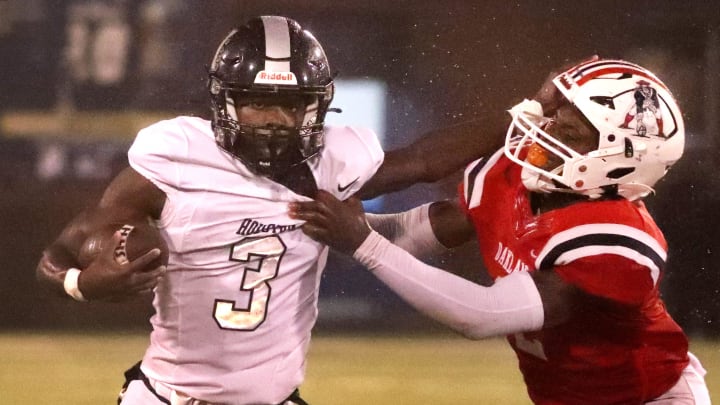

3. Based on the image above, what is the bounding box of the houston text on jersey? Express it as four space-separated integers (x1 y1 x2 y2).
236 219 299 236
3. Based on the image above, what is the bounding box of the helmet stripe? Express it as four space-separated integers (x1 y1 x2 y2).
568 59 642 78
576 67 667 91
261 16 291 72
567 60 669 91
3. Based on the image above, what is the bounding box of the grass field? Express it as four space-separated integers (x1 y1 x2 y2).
1 332 717 404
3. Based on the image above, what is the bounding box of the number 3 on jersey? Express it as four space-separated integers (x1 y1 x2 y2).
213 235 286 331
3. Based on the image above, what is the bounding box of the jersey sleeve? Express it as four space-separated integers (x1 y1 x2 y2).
128 118 189 195
319 126 384 200
459 149 505 211
458 157 486 214
535 224 667 305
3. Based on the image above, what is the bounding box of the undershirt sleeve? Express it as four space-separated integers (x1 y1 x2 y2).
353 231 544 339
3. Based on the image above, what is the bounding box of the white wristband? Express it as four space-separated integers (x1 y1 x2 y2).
63 268 87 302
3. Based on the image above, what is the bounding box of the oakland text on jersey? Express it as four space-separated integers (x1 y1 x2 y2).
236 218 300 236
494 241 530 274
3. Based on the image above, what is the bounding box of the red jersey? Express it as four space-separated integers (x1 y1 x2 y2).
459 150 689 404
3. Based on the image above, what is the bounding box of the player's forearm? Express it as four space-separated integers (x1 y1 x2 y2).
405 115 506 183
353 231 544 339
36 246 78 298
36 211 91 298
365 201 474 256
365 203 447 258
358 115 505 200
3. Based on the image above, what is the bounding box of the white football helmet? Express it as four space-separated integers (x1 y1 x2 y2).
505 59 684 201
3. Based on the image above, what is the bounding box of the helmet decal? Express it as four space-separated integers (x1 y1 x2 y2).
561 59 669 92
618 79 665 137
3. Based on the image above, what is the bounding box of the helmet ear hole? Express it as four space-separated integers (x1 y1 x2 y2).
589 96 616 109
607 167 635 179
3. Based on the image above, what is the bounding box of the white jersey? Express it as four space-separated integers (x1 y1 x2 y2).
128 116 383 404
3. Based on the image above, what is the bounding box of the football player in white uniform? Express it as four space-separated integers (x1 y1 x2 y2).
36 16 504 405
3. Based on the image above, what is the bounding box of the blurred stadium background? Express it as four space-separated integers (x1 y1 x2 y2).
1 0 718 403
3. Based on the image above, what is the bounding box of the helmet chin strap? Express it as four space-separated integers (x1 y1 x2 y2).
617 183 656 201
521 165 656 201
521 164 603 199
520 164 570 194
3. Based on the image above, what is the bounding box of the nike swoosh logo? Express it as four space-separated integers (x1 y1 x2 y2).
337 177 360 192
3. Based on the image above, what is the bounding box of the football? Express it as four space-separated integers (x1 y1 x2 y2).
78 221 169 269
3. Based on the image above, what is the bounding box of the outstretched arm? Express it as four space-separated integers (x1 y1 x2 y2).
36 167 167 301
363 199 475 258
289 191 579 338
358 56 600 200
357 111 507 200
291 191 475 254
354 230 544 338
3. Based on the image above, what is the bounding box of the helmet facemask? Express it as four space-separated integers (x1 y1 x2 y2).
211 86 330 177
506 110 588 195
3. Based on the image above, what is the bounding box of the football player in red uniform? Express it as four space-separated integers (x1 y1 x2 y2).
290 59 711 404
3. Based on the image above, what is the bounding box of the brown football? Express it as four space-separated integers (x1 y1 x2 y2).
78 221 169 269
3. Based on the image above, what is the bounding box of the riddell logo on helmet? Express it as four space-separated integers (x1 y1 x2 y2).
254 71 298 85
